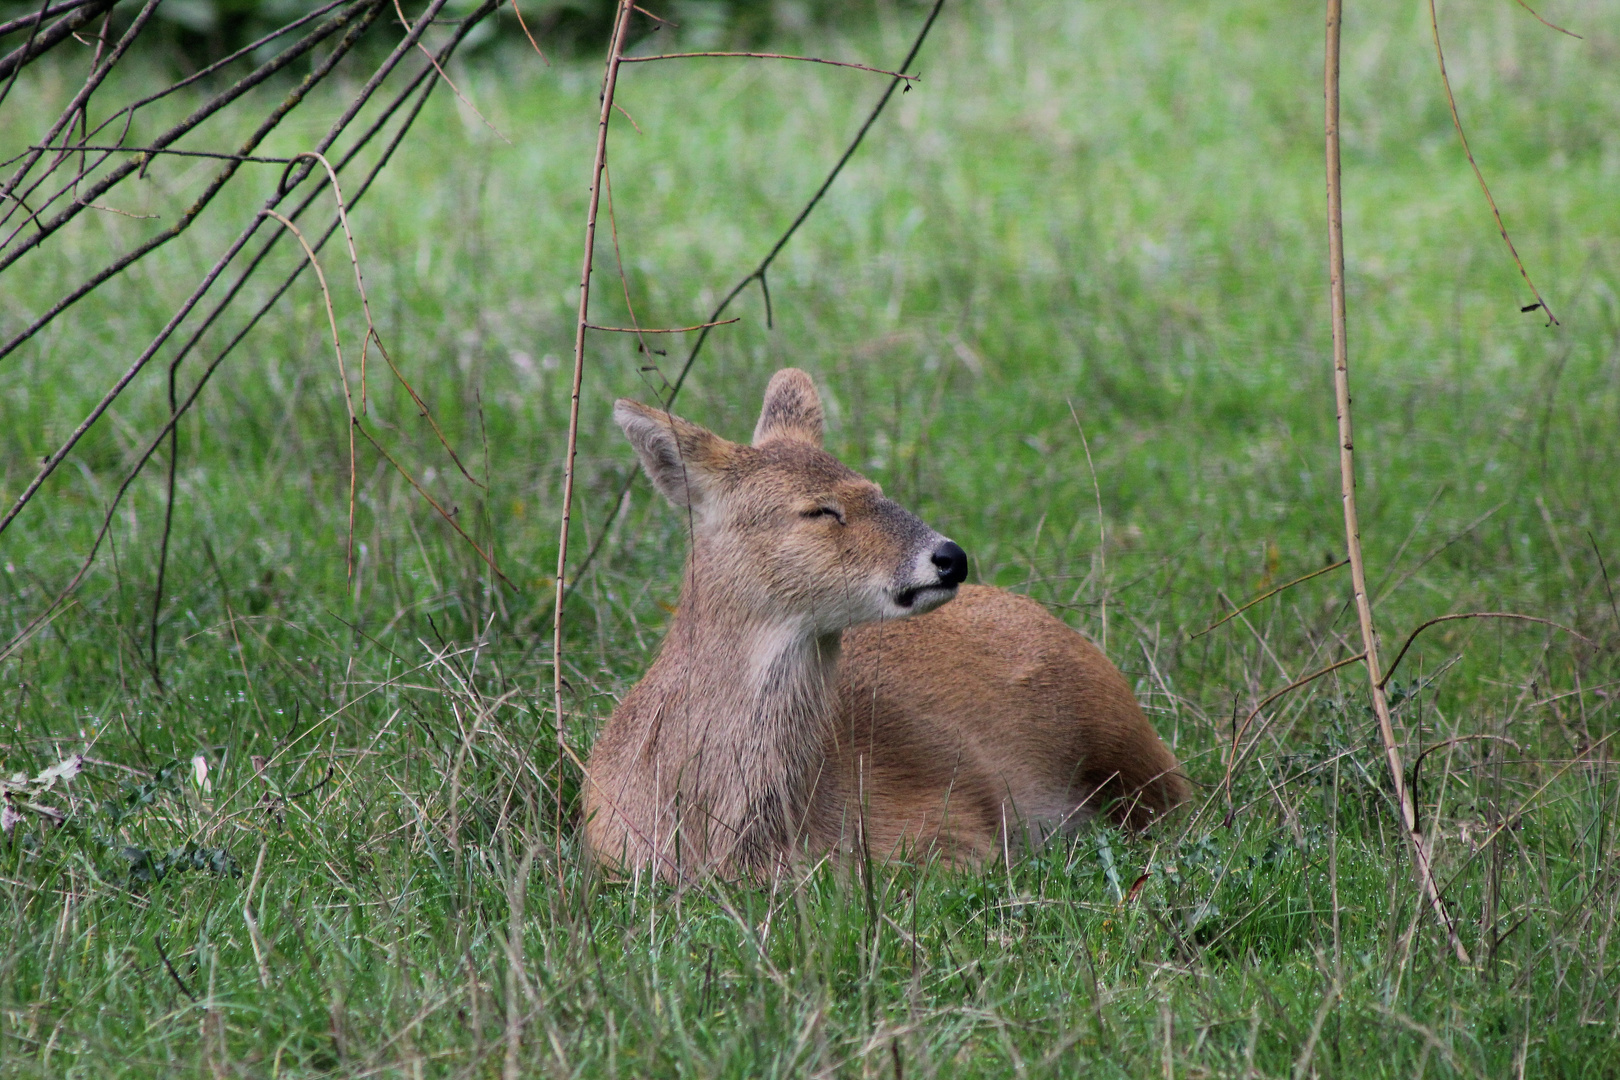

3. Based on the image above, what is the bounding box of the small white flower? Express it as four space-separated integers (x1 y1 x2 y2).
192 754 212 793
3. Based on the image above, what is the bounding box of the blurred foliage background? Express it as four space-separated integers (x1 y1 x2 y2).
0 0 909 63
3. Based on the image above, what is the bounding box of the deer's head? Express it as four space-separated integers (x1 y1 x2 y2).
615 369 967 635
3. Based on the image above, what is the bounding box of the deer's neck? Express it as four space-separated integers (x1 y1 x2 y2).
638 568 842 869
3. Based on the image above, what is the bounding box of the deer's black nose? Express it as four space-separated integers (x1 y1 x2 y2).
931 540 968 587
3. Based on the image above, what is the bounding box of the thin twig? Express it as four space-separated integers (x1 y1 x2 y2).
285 151 377 412
259 209 360 580
1326 0 1469 964
0 0 427 539
619 52 919 81
0 0 165 240
154 937 196 1002
1408 735 1518 838
1193 559 1349 639
632 4 673 25
667 0 944 402
150 27 463 685
601 161 651 361
0 0 118 91
0 0 99 37
64 0 357 153
553 0 637 850
1591 531 1620 634
1508 0 1580 39
392 0 511 145
1427 0 1557 324
585 317 739 334
1222 652 1365 811
1067 400 1106 652
357 424 514 588
506 0 548 63
1 0 498 675
0 0 371 281
1380 612 1594 689
26 144 295 163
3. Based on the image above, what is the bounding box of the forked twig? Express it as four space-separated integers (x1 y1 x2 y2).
3 0 500 676
1325 0 1470 964
260 203 511 592
146 9 491 683
284 152 375 409
1408 735 1519 837
286 150 482 483
0 0 390 543
0 0 101 38
1427 0 1556 324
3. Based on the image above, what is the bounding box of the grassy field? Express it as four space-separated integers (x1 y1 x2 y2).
3 0 1620 1074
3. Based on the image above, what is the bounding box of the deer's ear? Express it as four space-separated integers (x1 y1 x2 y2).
614 399 736 508
752 368 824 448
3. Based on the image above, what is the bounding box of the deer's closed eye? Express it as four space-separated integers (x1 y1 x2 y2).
801 506 844 523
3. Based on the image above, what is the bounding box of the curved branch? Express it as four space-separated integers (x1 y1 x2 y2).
1221 652 1365 810
1380 612 1595 689
1192 559 1348 639
1428 0 1557 324
1409 734 1521 836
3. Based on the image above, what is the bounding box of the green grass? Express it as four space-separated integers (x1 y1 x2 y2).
3 0 1620 1074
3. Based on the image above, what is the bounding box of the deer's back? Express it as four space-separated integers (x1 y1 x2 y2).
818 584 1187 859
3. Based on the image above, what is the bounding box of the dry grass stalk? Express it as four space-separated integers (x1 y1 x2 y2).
1324 0 1470 964
259 208 361 578
553 0 637 846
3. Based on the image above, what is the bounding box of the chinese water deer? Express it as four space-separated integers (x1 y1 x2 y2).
583 369 1188 879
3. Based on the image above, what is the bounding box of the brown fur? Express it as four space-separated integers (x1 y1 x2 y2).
582 370 1188 880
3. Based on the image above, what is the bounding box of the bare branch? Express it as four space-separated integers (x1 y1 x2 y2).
1193 559 1349 639
1427 0 1557 324
619 52 919 81
1326 0 1470 964
1222 652 1366 808
1509 0 1580 39
553 0 638 848
585 317 739 334
1380 612 1595 689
